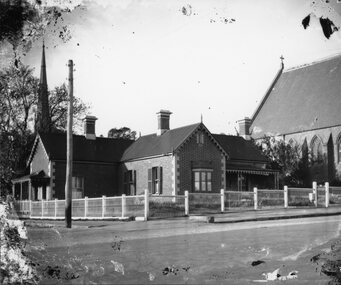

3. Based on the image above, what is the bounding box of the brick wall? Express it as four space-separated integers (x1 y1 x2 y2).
119 155 173 195
177 127 224 194
53 161 119 199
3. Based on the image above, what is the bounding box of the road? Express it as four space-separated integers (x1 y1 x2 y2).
25 215 341 284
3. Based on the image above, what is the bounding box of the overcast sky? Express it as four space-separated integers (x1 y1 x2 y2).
17 0 341 136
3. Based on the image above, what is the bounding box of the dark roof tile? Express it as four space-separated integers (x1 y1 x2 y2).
212 134 268 162
121 123 200 161
39 133 134 163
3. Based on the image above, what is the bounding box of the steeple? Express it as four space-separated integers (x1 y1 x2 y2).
36 41 51 133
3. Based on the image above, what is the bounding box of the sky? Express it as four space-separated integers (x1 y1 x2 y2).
4 0 341 137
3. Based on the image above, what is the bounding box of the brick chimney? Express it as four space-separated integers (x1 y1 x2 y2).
237 117 251 140
83 115 97 140
157 110 172 136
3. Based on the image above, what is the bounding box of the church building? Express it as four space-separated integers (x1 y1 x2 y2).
247 54 341 185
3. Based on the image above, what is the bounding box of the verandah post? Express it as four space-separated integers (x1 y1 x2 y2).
284 186 288 208
254 187 258 210
313 181 317 207
121 194 126 218
184 191 189 216
325 182 329 208
144 189 149 221
220 189 225 213
102 195 106 218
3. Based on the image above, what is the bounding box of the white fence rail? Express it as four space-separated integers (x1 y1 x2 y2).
12 182 341 220
13 190 187 220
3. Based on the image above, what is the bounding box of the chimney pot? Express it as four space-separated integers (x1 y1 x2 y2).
83 115 97 140
237 117 251 140
157 110 172 136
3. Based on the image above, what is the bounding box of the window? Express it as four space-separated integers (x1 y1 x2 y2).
338 136 341 163
148 167 163 194
124 170 136 195
193 169 212 192
196 131 204 145
311 136 323 163
72 176 84 198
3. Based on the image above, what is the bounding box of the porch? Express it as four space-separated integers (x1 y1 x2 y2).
11 170 52 201
225 165 279 192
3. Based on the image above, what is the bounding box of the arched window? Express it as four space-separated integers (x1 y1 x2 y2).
311 136 323 163
337 134 341 163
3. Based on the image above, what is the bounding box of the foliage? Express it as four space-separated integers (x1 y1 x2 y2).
107 127 136 140
49 83 88 132
0 0 75 54
0 201 39 284
257 136 306 187
0 63 38 134
0 62 89 197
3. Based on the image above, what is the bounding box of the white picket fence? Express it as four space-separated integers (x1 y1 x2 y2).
12 182 341 220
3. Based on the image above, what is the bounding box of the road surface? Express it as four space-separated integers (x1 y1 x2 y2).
25 215 341 284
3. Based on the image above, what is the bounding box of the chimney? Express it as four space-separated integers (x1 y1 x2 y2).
237 117 251 140
157 110 172 136
83 115 97 140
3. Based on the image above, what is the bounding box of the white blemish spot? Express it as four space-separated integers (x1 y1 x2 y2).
111 260 125 275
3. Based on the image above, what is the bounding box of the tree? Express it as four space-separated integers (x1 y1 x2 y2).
0 61 89 197
107 127 136 140
49 83 88 133
257 136 304 186
0 63 38 134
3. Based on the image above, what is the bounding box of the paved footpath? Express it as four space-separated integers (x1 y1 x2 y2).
190 206 341 223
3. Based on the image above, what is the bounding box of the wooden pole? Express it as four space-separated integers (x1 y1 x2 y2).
65 59 73 228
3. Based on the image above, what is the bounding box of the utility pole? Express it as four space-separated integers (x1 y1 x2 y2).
65 59 73 228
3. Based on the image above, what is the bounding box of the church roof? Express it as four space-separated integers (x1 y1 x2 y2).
251 54 341 138
34 133 134 163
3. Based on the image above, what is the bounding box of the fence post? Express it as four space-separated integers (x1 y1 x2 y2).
184 191 189 216
41 199 44 218
144 190 149 221
29 200 32 218
254 187 258 210
325 182 329 208
284 186 288 208
102 195 106 218
220 189 225 212
84 196 88 218
121 194 126 218
312 181 317 207
55 199 58 219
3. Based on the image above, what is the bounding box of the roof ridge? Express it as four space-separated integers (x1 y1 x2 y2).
139 122 201 138
212 133 241 138
284 52 341 73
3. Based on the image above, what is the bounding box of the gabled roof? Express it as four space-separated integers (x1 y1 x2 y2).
212 134 268 162
30 132 134 164
251 54 341 138
121 123 201 161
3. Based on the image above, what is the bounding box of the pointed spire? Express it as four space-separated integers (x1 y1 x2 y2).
36 41 51 133
40 40 47 88
200 114 203 123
